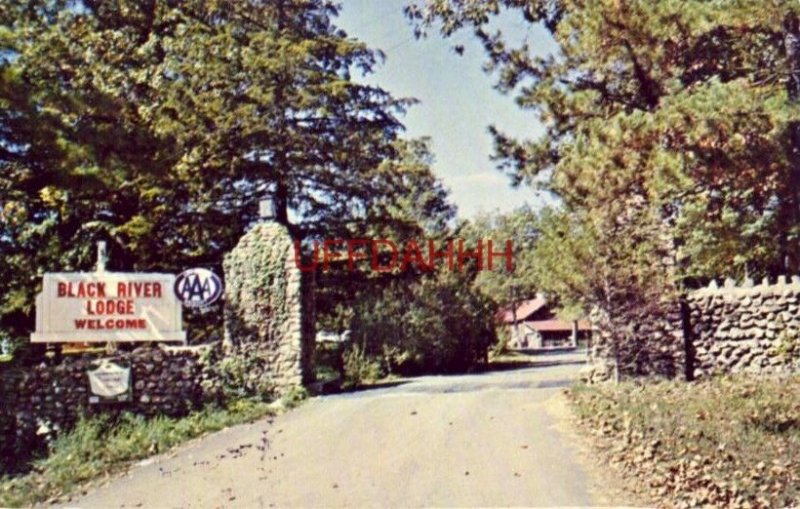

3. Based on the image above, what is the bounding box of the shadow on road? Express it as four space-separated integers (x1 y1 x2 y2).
486 358 586 373
485 349 587 374
351 380 410 392
311 378 412 396
315 350 587 398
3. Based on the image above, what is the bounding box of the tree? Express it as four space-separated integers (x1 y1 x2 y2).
532 206 677 379
406 0 800 377
0 0 421 346
406 0 797 280
344 250 496 377
459 206 540 348
306 142 498 375
313 137 456 326
463 206 539 300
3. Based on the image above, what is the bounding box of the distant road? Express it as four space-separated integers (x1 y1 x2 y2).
66 350 626 508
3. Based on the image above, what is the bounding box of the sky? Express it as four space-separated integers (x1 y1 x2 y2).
336 0 559 219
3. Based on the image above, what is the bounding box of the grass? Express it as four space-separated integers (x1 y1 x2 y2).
568 376 800 508
0 398 278 507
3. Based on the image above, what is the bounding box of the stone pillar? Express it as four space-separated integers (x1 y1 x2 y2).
223 222 315 395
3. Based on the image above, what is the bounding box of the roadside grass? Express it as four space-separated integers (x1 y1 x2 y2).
568 376 800 508
0 398 278 508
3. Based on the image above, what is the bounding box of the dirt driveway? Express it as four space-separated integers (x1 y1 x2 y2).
63 350 632 508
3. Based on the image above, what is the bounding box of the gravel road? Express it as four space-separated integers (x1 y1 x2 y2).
64 350 629 508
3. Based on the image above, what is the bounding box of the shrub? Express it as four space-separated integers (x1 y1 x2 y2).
347 273 495 376
491 327 511 357
202 346 276 403
280 386 309 409
342 344 383 389
313 341 345 382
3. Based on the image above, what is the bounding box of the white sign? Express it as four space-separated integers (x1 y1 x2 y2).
88 361 131 400
31 272 186 343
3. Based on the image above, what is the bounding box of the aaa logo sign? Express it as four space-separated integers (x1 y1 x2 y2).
174 268 223 308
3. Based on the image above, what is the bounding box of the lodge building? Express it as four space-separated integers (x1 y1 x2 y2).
496 295 592 350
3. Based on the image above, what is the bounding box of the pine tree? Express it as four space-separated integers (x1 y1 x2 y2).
0 0 436 345
407 0 800 377
407 0 797 280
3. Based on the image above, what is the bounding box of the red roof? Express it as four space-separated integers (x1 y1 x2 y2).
496 297 547 323
497 297 593 331
523 319 592 332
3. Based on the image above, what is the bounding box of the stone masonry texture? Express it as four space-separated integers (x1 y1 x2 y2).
222 221 315 395
587 276 800 382
0 345 213 471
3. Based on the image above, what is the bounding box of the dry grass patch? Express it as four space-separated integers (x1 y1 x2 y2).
568 376 800 508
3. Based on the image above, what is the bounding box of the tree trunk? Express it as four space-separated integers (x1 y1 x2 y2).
679 296 695 381
511 301 519 345
273 0 291 230
509 286 520 347
274 179 289 226
783 13 800 271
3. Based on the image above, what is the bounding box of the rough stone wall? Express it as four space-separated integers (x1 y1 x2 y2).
689 277 800 378
586 304 687 383
586 276 800 382
0 345 214 470
223 222 314 395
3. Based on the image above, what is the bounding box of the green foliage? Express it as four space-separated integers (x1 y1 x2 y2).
312 341 340 373
309 137 469 379
342 343 383 389
490 326 510 357
0 0 427 352
408 0 800 364
533 206 674 312
211 353 276 402
312 341 345 382
0 401 274 507
347 269 495 376
569 376 800 507
279 386 309 409
223 222 292 341
362 138 457 239
312 138 456 323
463 206 540 303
